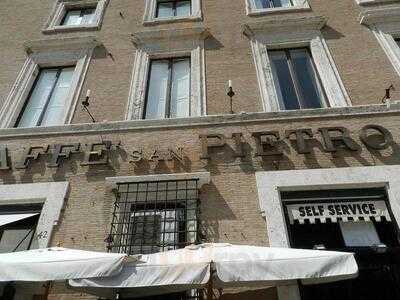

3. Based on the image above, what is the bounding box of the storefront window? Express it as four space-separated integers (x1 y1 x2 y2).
281 188 400 300
0 204 41 253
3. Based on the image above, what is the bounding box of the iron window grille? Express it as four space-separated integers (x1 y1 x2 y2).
108 179 200 255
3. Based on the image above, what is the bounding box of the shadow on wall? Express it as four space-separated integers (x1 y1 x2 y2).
220 287 278 300
199 181 236 243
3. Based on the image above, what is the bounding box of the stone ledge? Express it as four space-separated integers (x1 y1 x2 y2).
106 172 211 188
1 103 400 139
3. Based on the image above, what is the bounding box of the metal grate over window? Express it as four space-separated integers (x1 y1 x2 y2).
108 179 200 255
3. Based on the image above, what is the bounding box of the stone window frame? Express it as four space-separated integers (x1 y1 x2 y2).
255 165 400 300
126 26 208 120
0 36 100 129
360 7 400 77
0 182 69 249
244 16 350 112
245 0 311 16
42 0 109 34
143 0 202 25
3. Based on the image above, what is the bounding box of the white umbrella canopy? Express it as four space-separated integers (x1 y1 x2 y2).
70 243 358 299
0 247 130 282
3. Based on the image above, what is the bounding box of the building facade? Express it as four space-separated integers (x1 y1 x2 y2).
1 0 400 299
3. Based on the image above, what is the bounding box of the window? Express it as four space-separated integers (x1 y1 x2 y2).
156 0 191 18
108 179 199 255
43 0 109 33
248 16 350 112
269 48 327 110
0 182 69 250
145 58 191 119
253 0 293 8
62 8 96 26
15 67 75 128
143 0 201 24
0 204 42 253
127 26 206 120
0 36 97 128
246 0 310 15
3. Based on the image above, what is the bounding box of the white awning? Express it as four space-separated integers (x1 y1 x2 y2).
0 247 132 282
286 200 391 224
0 213 39 227
70 243 358 299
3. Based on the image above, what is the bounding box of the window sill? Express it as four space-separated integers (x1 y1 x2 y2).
356 0 400 5
42 24 100 34
143 15 202 26
247 5 311 16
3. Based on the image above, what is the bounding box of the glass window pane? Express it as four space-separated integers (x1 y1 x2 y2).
81 8 96 25
269 51 300 110
272 0 292 7
17 69 58 128
41 67 75 126
170 59 190 118
254 0 271 8
0 228 33 253
62 10 82 26
290 49 325 109
176 1 191 16
145 61 169 119
157 2 174 17
339 221 381 247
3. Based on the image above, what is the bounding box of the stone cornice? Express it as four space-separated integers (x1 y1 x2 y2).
24 36 101 54
359 6 400 26
131 25 210 47
0 104 400 140
242 15 327 37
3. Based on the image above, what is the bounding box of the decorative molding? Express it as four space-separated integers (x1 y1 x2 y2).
360 7 400 77
245 0 311 16
0 37 99 128
127 26 208 120
246 17 350 112
0 103 399 139
42 0 109 34
131 26 210 47
24 36 101 54
243 15 327 36
359 7 400 26
0 182 69 248
106 172 211 188
143 0 202 25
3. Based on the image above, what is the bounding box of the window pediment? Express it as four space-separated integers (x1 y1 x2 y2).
359 7 400 26
243 15 327 37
